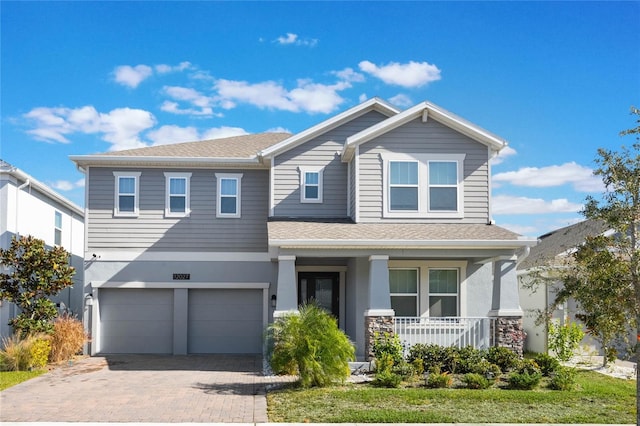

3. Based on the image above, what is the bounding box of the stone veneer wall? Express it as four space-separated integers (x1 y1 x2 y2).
364 315 394 360
492 316 525 357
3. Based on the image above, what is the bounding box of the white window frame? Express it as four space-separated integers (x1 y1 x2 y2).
381 153 465 219
164 172 191 218
389 268 419 317
216 173 242 218
113 172 141 217
427 268 460 318
389 260 467 317
54 211 62 246
299 167 324 203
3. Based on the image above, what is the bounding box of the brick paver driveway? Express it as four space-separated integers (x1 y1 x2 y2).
1 354 294 422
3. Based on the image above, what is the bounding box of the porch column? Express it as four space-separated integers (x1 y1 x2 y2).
489 257 525 356
364 255 395 360
274 255 298 318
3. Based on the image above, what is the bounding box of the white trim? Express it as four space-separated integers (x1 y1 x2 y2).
364 309 395 317
488 308 524 317
278 255 297 261
71 155 262 168
269 156 276 216
389 267 419 317
299 166 324 203
163 172 191 218
83 167 90 254
270 238 538 249
91 281 270 289
369 255 389 261
354 145 360 222
488 146 494 224
215 173 243 218
113 171 141 217
381 153 465 219
85 250 270 262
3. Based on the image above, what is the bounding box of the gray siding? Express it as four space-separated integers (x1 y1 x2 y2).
273 110 388 218
358 118 490 223
87 167 269 251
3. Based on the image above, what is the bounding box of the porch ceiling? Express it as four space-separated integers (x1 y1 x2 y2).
268 221 537 250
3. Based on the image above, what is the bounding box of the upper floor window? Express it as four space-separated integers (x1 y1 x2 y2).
300 167 324 203
164 172 191 217
382 153 465 219
216 173 242 218
54 211 62 246
113 172 141 217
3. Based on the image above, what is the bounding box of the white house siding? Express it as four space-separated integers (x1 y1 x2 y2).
86 167 269 252
273 110 388 218
357 118 490 223
0 169 84 338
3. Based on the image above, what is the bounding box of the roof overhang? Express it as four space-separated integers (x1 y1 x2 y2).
342 101 509 162
258 97 400 159
69 155 265 171
269 238 538 251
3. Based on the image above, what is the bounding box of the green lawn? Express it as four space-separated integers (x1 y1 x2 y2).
0 370 46 391
267 370 636 423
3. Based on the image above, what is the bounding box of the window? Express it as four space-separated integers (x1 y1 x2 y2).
389 161 418 210
428 269 458 317
382 153 465 218
54 211 62 246
164 172 191 217
113 172 141 217
299 167 324 203
216 173 242 218
389 269 418 316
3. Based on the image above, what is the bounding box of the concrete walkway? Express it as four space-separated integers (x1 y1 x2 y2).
0 354 295 423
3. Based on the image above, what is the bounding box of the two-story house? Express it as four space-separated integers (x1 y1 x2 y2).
71 98 536 359
0 160 85 339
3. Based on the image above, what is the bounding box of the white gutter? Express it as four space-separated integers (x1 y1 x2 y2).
69 155 262 167
269 238 538 250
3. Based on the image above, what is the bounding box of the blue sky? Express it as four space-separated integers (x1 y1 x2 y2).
1 1 638 237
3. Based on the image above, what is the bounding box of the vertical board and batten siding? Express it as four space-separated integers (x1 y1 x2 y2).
358 118 490 223
273 110 388 218
87 167 269 251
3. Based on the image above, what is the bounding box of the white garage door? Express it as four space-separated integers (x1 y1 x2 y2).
99 289 173 354
188 289 263 354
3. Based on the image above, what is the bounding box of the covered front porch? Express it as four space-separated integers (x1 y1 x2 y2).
268 221 537 360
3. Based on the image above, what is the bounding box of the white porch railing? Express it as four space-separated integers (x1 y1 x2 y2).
393 317 494 351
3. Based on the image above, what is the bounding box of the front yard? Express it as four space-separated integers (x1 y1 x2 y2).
267 370 636 423
0 370 46 391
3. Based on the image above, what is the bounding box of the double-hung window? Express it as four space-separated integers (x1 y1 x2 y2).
113 172 141 217
164 172 191 217
216 173 242 218
382 153 465 218
389 269 418 316
428 269 459 317
54 211 62 246
300 167 323 203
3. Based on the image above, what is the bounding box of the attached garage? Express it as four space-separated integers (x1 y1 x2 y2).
99 288 174 354
92 283 269 355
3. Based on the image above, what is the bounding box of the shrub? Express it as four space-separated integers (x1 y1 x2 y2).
463 372 492 389
534 353 561 376
371 332 404 366
29 337 51 369
487 346 519 372
467 359 501 380
426 370 452 388
457 346 486 374
408 344 462 374
0 333 50 371
372 369 402 388
49 315 86 363
410 357 424 375
548 321 585 362
507 359 542 390
549 366 577 390
267 302 355 388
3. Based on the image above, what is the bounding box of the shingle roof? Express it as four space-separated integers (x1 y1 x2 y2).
268 220 533 249
102 132 292 158
517 219 608 270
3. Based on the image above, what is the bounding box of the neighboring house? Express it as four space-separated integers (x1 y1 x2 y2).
517 219 608 355
0 160 85 339
71 98 537 359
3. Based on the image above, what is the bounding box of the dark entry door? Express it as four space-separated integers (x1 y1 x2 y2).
298 272 339 319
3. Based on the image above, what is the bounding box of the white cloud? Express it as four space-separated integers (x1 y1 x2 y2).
389 94 413 108
493 162 603 192
201 126 249 140
332 68 365 83
155 61 191 74
275 33 318 47
358 60 441 88
492 195 583 215
113 65 153 88
266 126 291 134
215 78 347 114
492 146 518 165
495 223 540 237
161 86 215 116
50 178 85 191
359 93 368 103
147 125 249 146
24 105 156 151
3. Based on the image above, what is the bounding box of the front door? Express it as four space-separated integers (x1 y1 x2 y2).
298 272 339 320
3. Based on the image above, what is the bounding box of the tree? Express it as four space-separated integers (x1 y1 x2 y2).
0 235 75 335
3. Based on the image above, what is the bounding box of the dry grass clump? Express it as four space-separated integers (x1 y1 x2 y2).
49 315 87 363
0 333 50 371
